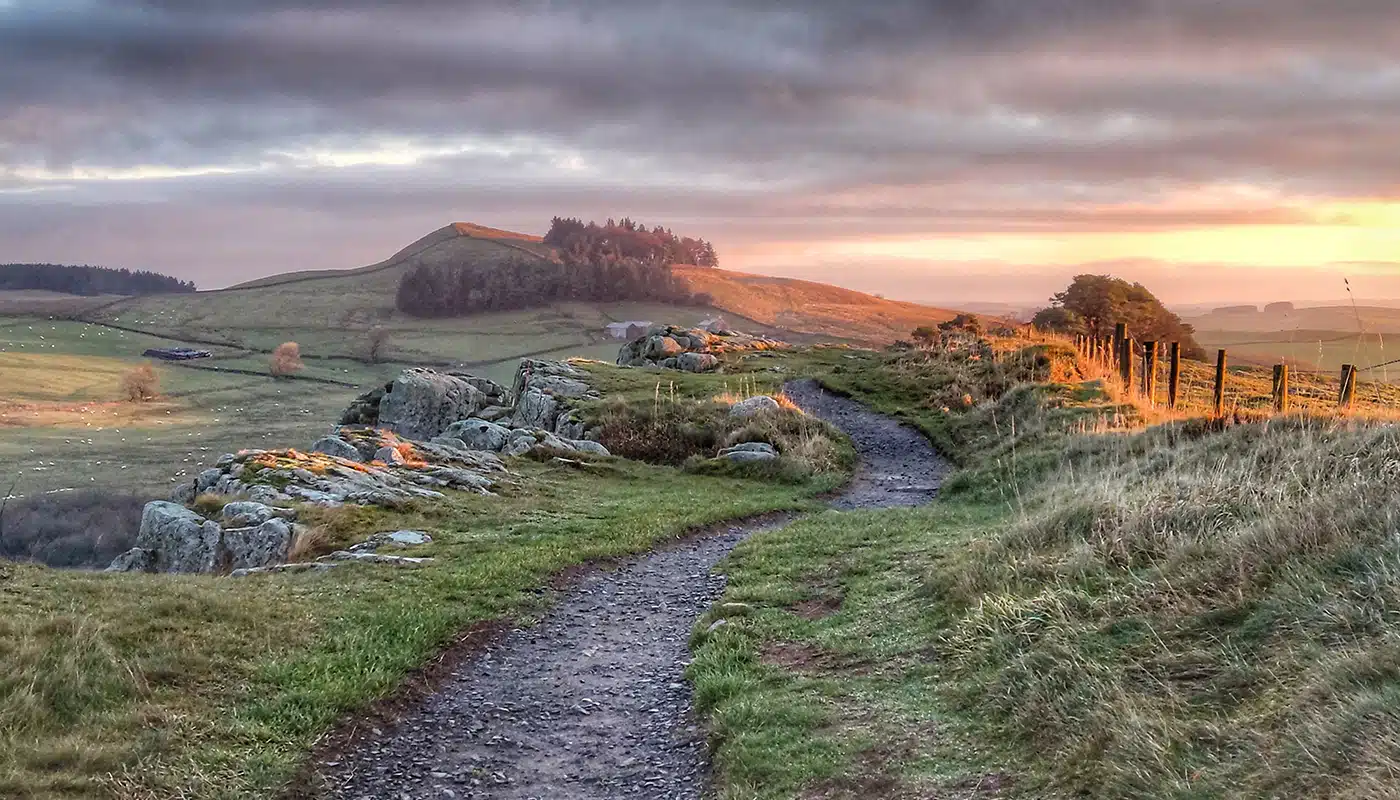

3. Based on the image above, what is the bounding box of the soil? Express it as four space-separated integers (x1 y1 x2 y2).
318 380 952 799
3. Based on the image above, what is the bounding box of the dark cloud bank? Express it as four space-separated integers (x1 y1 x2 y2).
2 0 1398 299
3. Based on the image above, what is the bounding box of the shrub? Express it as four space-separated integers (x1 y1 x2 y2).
270 342 303 377
366 327 390 363
0 491 146 568
120 364 159 402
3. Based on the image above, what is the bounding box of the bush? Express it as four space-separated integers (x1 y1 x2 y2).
0 491 147 568
270 342 303 377
120 364 159 402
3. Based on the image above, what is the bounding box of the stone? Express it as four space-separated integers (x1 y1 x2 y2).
721 441 778 455
136 501 225 573
677 352 720 373
350 530 433 553
647 335 685 360
476 405 513 423
429 436 469 451
319 550 435 567
505 432 538 457
568 439 611 457
231 562 339 577
195 467 223 493
246 484 291 505
443 418 511 451
223 518 293 571
728 395 781 418
374 446 406 465
722 448 779 463
105 547 156 573
377 368 487 441
310 436 363 462
169 480 197 504
221 501 278 527
511 389 559 431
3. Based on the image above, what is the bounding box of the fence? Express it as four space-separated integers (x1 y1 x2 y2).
1069 325 1400 416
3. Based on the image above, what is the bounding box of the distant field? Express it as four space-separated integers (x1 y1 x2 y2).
0 290 124 317
1195 329 1400 380
1186 304 1400 334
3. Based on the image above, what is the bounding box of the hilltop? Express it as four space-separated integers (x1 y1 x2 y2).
98 222 968 347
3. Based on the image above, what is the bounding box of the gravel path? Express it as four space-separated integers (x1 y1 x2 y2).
321 381 951 799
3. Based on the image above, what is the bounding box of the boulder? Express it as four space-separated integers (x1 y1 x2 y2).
170 480 197 505
221 501 278 527
135 501 225 573
677 352 720 373
311 436 362 462
719 441 779 462
222 518 293 571
106 547 156 573
350 530 433 553
377 368 487 441
339 385 387 426
443 418 511 451
729 395 781 418
647 335 685 360
512 389 559 431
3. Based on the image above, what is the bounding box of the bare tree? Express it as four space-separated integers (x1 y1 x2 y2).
367 326 391 363
120 364 160 401
270 342 304 377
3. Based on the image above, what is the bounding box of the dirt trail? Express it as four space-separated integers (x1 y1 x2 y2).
321 380 950 799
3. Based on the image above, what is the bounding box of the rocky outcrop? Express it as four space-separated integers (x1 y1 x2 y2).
108 501 293 575
444 418 511 451
378 369 492 441
617 325 786 372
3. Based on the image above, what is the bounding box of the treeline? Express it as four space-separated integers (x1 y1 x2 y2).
396 256 711 317
0 263 196 296
1032 274 1205 360
543 217 718 267
396 216 719 317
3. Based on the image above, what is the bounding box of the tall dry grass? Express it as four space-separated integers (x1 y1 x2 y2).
932 414 1400 796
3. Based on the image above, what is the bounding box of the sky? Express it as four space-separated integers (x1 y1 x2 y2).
2 0 1399 306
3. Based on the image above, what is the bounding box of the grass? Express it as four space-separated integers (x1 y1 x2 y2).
0 459 825 800
694 332 1400 799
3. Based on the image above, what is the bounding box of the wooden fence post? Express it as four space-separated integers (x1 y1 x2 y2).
1120 338 1135 394
1113 323 1126 356
1213 349 1227 416
1142 340 1157 406
1272 364 1290 413
1339 364 1357 408
1168 342 1181 409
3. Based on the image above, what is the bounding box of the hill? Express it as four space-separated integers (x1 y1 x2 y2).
95 223 969 347
1187 304 1400 333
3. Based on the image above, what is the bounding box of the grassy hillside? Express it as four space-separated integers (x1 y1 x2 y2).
96 224 963 353
1187 304 1400 334
692 336 1400 798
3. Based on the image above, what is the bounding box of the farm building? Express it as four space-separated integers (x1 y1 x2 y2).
143 347 212 360
604 321 652 340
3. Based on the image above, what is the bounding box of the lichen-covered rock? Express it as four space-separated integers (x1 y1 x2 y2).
221 501 280 527
443 418 511 451
170 480 197 504
311 436 362 462
134 501 225 573
339 384 388 426
195 467 223 493
729 395 782 418
222 518 293 571
377 368 488 441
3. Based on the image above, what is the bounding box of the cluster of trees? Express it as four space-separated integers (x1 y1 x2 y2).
397 216 721 317
0 263 196 296
543 217 718 267
1032 274 1205 360
397 256 710 317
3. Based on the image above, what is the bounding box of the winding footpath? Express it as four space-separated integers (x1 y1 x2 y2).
322 379 951 799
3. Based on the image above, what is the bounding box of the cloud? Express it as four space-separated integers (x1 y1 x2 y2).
2 0 1399 295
